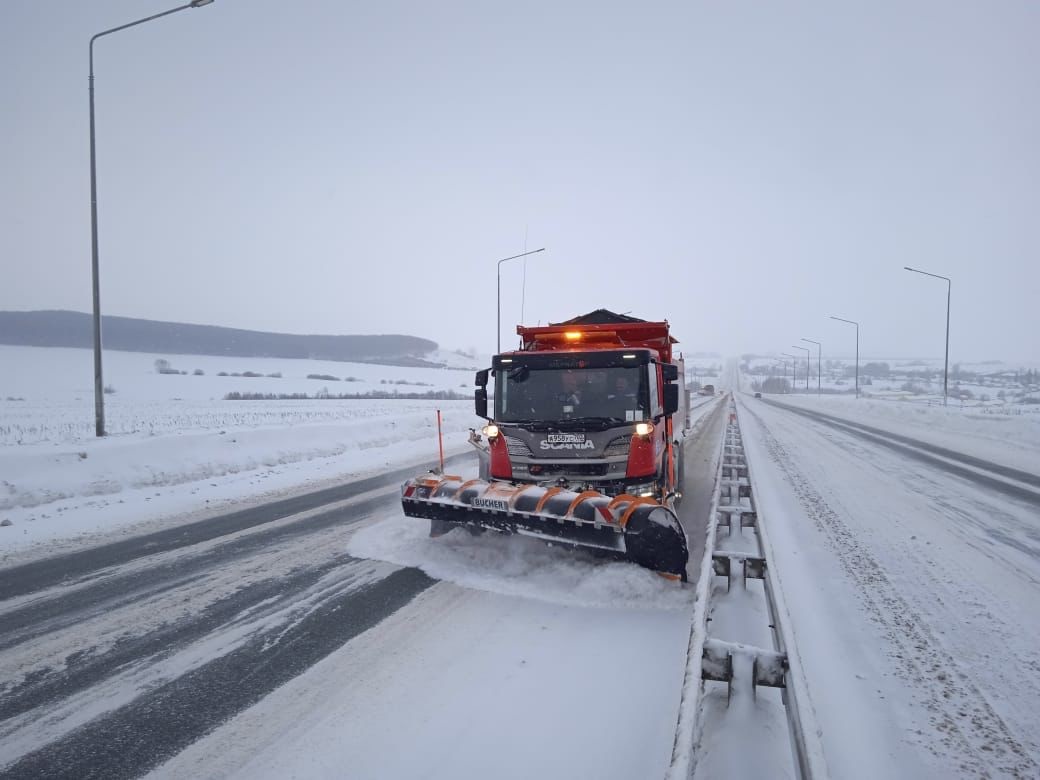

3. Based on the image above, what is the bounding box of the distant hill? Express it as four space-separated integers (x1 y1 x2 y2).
0 310 443 368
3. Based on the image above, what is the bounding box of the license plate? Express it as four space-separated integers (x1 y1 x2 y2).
547 433 586 443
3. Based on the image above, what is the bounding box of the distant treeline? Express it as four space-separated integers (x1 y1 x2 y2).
0 310 441 368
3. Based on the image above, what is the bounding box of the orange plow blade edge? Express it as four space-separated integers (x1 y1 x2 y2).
401 475 689 581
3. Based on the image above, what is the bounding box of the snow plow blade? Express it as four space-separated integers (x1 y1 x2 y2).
401 475 689 580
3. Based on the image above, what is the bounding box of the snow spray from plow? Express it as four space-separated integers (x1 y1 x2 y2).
668 401 821 779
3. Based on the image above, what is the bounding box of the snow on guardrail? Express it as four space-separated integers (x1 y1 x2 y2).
668 398 823 779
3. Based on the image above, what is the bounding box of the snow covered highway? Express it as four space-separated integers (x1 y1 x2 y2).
758 399 1040 507
4 375 1037 779
737 394 1040 777
0 474 441 777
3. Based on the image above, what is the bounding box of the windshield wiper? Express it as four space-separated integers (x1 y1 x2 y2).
501 419 554 431
525 420 557 431
502 417 627 431
555 416 627 430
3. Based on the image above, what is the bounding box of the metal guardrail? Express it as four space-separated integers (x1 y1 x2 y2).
668 400 816 779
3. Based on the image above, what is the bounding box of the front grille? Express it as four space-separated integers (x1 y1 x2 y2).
504 435 533 457
603 435 630 457
527 462 609 477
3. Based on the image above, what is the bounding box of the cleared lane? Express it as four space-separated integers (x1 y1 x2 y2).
0 484 425 777
758 398 1039 485
2 567 431 780
759 397 1040 507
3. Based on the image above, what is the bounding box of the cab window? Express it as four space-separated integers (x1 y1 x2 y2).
648 363 661 417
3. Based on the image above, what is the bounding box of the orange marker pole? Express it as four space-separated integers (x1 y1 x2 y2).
666 418 675 492
437 409 445 473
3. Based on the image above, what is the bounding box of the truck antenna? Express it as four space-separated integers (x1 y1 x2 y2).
521 225 529 323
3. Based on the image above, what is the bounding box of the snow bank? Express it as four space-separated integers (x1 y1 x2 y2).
0 407 477 560
1 407 474 511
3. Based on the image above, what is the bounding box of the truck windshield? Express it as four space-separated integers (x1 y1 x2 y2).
495 365 648 424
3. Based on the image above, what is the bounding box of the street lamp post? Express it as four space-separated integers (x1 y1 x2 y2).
781 352 798 392
830 316 859 398
801 338 821 395
89 0 215 437
496 247 545 353
792 346 810 392
904 266 952 407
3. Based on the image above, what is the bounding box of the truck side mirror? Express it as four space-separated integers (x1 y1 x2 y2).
475 369 489 387
475 387 488 419
661 363 678 382
663 384 679 416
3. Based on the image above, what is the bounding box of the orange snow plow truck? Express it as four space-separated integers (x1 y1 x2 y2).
401 310 690 580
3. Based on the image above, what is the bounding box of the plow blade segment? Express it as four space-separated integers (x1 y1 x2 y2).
619 503 689 580
400 476 689 580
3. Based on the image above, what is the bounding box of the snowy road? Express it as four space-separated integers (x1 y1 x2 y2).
760 400 1040 507
0 464 444 778
739 396 1040 778
0 401 727 779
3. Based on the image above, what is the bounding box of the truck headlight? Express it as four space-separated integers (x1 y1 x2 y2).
627 481 656 497
482 424 500 439
634 422 654 437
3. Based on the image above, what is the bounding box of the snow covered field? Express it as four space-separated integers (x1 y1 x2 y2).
0 346 482 561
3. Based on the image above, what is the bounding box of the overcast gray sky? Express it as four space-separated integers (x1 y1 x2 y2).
3 1 1037 361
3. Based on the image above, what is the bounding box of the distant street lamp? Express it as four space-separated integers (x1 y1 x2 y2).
89 0 216 437
801 338 821 395
904 266 952 407
781 352 798 392
497 248 546 353
774 359 787 394
830 316 859 398
792 345 810 392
